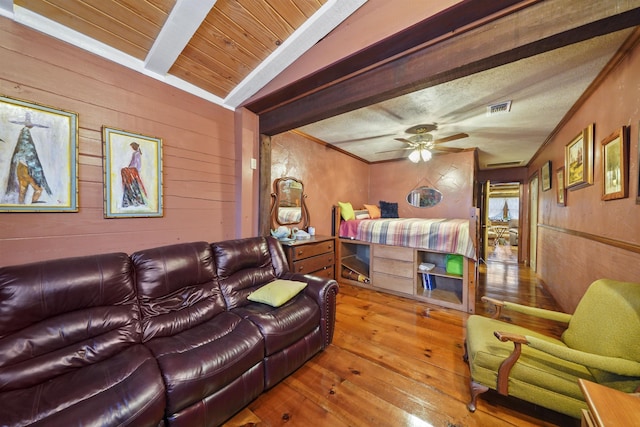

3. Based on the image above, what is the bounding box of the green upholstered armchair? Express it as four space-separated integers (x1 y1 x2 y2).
464 279 640 419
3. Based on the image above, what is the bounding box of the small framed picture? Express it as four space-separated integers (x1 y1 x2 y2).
556 167 566 206
601 126 628 201
565 123 594 190
103 127 163 218
541 161 552 191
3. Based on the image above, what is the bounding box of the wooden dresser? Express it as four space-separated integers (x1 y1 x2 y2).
280 236 336 280
579 379 640 426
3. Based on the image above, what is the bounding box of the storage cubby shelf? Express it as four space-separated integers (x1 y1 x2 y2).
338 239 476 313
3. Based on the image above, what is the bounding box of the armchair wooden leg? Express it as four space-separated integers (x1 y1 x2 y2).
467 380 489 412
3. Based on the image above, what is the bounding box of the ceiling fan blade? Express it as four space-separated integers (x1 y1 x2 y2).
376 147 414 154
332 132 397 144
394 137 414 144
432 133 469 144
433 146 464 153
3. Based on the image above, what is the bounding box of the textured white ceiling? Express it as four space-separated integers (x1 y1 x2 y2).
298 29 633 169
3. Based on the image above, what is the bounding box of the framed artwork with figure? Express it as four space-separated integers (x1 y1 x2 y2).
103 126 163 218
0 95 78 212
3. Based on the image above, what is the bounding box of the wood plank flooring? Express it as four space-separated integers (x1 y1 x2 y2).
225 246 579 427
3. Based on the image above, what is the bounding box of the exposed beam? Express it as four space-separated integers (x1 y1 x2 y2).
0 0 13 16
224 0 367 108
253 0 640 136
144 0 217 74
244 0 527 115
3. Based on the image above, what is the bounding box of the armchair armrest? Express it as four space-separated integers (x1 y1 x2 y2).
493 331 526 394
526 336 640 377
284 272 339 347
492 331 640 396
482 296 572 323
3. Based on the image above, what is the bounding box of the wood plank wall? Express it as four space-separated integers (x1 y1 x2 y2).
0 18 238 266
529 32 640 313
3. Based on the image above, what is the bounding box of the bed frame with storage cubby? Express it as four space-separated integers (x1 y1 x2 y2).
334 206 478 313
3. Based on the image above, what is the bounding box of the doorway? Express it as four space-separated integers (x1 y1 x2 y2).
484 182 520 264
529 175 539 271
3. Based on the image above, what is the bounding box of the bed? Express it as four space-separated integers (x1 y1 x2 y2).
332 204 478 313
333 205 477 260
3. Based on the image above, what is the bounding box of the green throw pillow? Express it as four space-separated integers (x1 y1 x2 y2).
247 279 308 307
338 201 355 221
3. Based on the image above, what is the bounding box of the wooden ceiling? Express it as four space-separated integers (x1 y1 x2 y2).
13 0 327 100
171 0 326 97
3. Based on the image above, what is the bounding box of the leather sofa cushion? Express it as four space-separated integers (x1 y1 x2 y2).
0 252 142 390
144 311 264 415
213 237 284 310
0 345 166 426
131 241 227 341
0 253 165 425
234 293 320 355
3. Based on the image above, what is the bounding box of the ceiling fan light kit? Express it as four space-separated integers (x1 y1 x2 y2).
408 150 421 163
408 147 432 163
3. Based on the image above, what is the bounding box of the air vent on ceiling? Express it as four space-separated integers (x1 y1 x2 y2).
487 100 512 116
486 160 522 168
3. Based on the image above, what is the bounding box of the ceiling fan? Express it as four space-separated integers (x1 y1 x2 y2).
378 124 469 162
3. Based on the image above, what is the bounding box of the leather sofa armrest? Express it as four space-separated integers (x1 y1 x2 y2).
284 272 339 347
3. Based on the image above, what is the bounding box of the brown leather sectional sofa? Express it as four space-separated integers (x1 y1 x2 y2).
0 236 339 426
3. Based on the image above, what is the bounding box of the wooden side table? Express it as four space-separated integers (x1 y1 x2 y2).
579 379 640 426
279 235 335 279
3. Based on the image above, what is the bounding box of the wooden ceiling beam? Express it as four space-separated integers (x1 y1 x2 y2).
251 0 640 136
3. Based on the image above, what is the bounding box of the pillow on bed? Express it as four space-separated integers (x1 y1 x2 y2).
338 201 355 221
354 209 370 220
364 204 381 219
379 201 399 218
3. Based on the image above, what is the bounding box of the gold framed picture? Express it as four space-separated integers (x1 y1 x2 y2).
565 123 594 190
541 161 551 191
556 167 566 206
0 95 78 212
103 127 163 218
601 126 628 201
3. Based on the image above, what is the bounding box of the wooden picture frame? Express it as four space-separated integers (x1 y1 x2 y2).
103 126 163 218
637 122 640 204
0 95 78 212
601 126 628 201
556 167 566 206
541 160 552 191
565 123 594 190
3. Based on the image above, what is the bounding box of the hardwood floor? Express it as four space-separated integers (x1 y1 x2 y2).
225 249 579 427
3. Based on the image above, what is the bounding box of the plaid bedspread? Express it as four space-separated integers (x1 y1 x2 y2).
342 218 476 259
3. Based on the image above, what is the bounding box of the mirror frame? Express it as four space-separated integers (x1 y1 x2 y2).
270 177 310 230
406 186 443 208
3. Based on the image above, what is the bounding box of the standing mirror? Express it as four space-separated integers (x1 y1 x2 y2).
407 186 443 208
270 177 309 229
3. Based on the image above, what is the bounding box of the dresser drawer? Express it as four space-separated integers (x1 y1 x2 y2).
309 266 335 280
289 240 334 261
292 253 335 275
